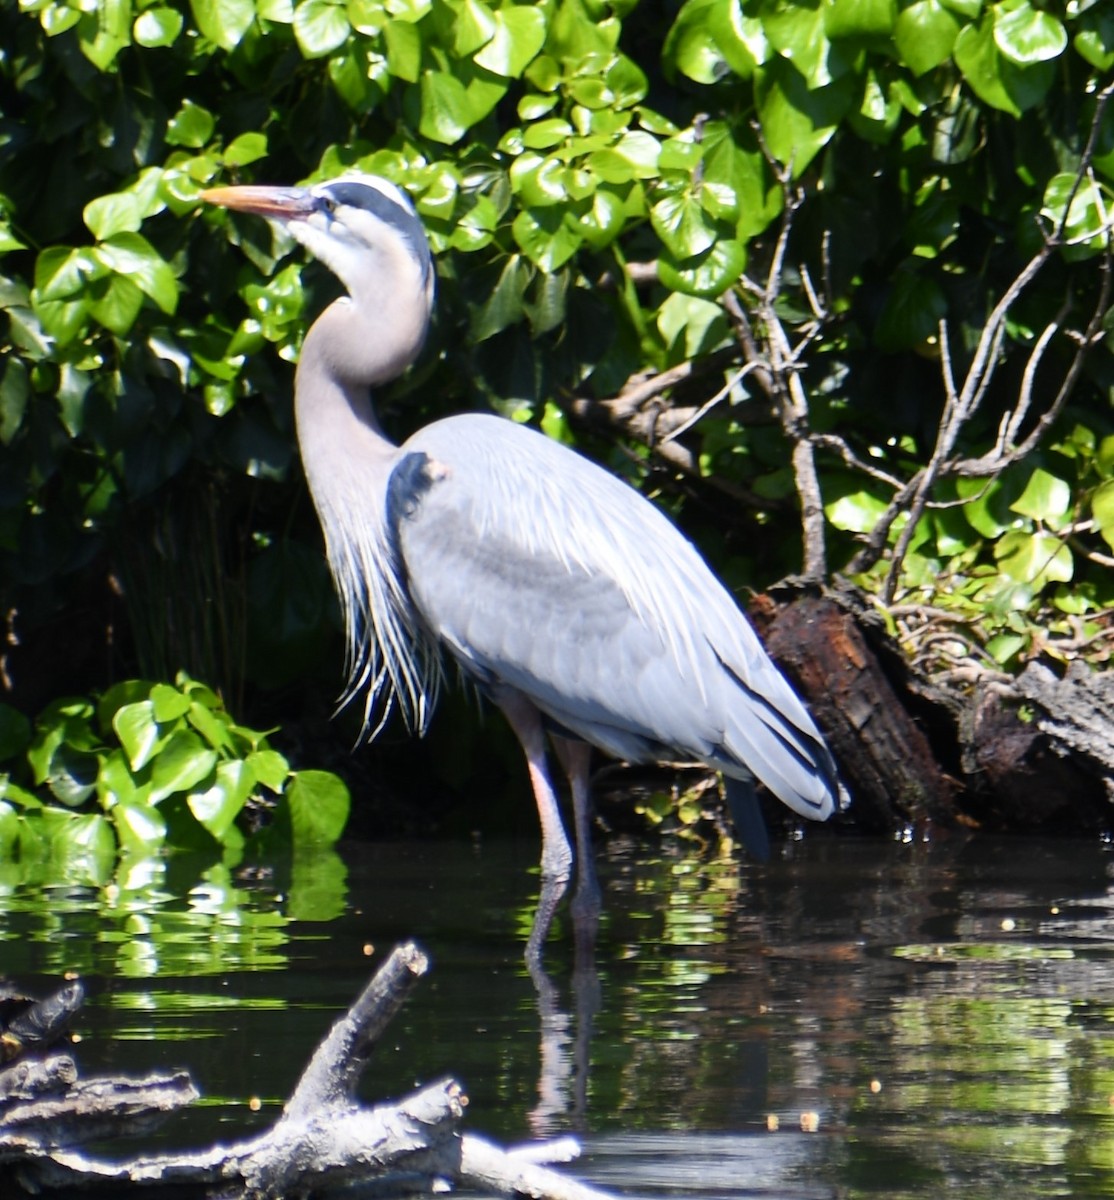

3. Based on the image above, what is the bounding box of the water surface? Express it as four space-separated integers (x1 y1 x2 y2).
3 832 1114 1197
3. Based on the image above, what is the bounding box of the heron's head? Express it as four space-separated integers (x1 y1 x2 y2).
202 173 434 309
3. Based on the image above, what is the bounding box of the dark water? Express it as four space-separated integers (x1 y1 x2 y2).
4 832 1114 1197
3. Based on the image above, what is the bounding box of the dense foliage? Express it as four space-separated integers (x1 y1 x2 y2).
0 0 1111 849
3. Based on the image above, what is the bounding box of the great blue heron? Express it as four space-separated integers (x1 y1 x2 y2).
202 173 845 951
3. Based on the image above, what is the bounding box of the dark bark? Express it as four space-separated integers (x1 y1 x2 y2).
758 583 1114 837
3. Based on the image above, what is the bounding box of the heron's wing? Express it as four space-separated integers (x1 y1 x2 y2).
391 414 840 821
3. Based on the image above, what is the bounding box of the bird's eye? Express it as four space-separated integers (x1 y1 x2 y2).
318 194 337 216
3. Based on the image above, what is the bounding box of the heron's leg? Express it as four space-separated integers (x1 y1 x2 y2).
552 736 600 924
492 688 573 887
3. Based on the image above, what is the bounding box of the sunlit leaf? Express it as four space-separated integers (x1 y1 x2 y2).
287 769 350 847
190 0 255 50
188 760 254 839
474 5 546 76
994 529 1073 587
993 3 1067 65
1009 468 1072 528
293 0 350 57
148 730 218 803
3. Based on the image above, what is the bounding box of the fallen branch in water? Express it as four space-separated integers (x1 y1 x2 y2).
3 942 615 1200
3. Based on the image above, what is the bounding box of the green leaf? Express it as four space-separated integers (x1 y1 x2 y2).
826 487 890 534
994 530 1073 587
472 254 532 340
89 273 144 335
652 190 717 258
1074 8 1114 71
0 359 30 446
664 0 729 84
419 70 472 144
993 4 1067 65
954 16 1055 115
94 233 178 314
1041 172 1112 253
47 812 116 880
224 132 268 167
452 0 497 57
1092 480 1114 552
84 193 143 241
474 5 546 76
190 0 255 50
754 58 854 174
188 760 254 839
247 748 290 791
167 100 216 148
112 801 167 852
293 0 350 57
148 730 218 803
133 6 184 46
1009 467 1071 528
114 701 164 772
824 0 896 40
894 0 961 75
708 0 767 78
286 769 350 847
657 236 747 298
150 683 192 723
512 208 582 272
384 19 422 81
77 0 132 70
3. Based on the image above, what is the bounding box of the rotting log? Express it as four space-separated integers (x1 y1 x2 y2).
3 944 616 1200
756 583 1114 837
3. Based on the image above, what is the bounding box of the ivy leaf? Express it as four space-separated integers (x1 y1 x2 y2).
658 237 747 299
894 0 961 76
112 801 167 853
419 70 472 144
148 730 218 803
993 3 1067 65
94 233 179 315
1009 467 1071 529
167 100 216 148
995 530 1073 587
89 273 144 335
652 190 717 259
512 208 582 272
134 6 184 47
293 0 350 57
384 19 421 81
664 0 729 84
825 0 897 40
190 0 255 50
755 59 854 174
114 700 164 772
287 769 350 847
188 760 254 839
472 254 532 340
1091 480 1114 552
474 5 546 76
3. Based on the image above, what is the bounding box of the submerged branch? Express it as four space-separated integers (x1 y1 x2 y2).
5 944 616 1200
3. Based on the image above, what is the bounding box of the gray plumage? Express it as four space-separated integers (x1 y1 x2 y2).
202 172 845 953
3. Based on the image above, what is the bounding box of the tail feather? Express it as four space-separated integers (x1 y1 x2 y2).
724 776 771 862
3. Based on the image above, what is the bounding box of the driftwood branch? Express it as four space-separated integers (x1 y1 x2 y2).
4 943 616 1200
